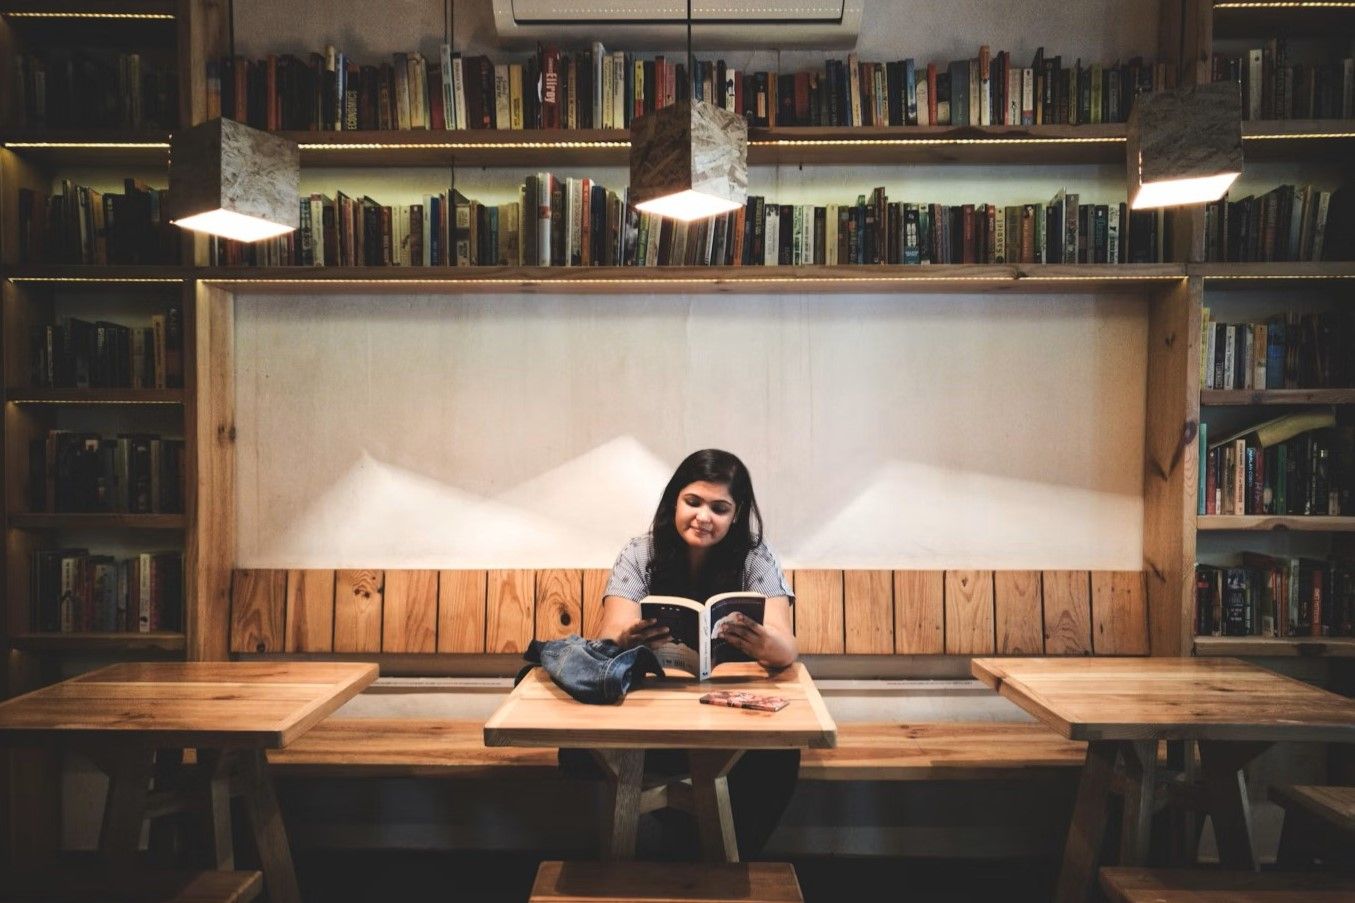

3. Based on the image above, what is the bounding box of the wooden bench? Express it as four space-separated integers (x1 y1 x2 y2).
1099 867 1355 902
1271 784 1355 869
0 867 263 903
529 860 802 903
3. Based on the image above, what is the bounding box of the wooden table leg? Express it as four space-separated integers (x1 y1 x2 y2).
1119 740 1158 866
590 749 644 861
197 749 236 870
688 750 744 864
98 747 156 864
239 748 302 903
1199 740 1270 872
1054 739 1120 903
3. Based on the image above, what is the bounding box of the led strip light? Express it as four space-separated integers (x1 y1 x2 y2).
2 11 174 19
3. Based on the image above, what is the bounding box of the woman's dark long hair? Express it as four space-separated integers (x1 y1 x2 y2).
648 449 763 599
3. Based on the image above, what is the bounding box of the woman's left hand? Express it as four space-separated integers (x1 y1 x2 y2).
715 612 794 671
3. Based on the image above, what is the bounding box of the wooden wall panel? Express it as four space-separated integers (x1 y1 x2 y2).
487 569 534 653
535 569 583 641
994 570 1044 655
791 570 844 654
944 570 995 655
229 570 285 654
1043 570 1093 655
844 570 893 654
437 570 486 653
582 569 610 639
1092 571 1150 655
284 569 334 652
333 569 384 653
382 570 438 654
893 571 944 654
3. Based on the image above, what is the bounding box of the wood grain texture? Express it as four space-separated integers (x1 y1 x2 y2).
333 570 383 654
1099 867 1355 903
535 569 583 642
995 571 1044 655
790 570 843 654
529 861 803 903
944 570 995 655
1092 571 1150 655
582 569 610 639
1269 784 1355 833
437 570 486 653
229 571 285 654
284 570 334 653
843 570 893 655
1043 570 1093 655
0 866 264 903
381 570 437 654
486 569 534 654
893 571 944 654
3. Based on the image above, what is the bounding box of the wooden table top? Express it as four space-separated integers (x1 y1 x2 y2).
0 661 377 749
971 657 1355 743
484 662 837 750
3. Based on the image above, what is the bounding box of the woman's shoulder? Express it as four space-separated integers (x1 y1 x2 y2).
743 539 784 568
616 534 654 562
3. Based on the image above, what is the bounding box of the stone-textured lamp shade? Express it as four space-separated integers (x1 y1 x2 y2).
167 117 300 242
630 100 748 221
1126 82 1243 210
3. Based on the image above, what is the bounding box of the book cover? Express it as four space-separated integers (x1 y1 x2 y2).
640 592 766 680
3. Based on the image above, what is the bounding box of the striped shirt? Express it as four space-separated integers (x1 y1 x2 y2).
604 535 795 604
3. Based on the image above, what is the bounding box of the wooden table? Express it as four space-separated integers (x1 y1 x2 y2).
0 661 377 903
971 657 1355 903
484 661 837 863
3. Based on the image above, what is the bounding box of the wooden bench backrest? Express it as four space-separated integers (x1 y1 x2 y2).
229 568 1148 656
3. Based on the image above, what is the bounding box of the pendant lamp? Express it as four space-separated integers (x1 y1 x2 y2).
629 0 748 221
1126 81 1243 210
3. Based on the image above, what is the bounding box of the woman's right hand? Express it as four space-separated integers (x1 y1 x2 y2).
615 618 670 650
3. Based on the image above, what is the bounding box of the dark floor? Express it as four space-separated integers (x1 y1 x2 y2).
294 849 1060 902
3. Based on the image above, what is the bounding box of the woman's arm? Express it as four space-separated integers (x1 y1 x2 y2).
716 596 798 671
596 595 671 649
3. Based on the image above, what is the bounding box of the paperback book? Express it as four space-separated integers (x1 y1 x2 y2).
640 591 766 680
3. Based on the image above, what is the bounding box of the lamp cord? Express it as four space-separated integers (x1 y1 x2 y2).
228 0 235 62
687 0 693 100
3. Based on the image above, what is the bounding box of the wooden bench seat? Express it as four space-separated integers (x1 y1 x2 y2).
263 719 1086 780
529 860 802 903
0 867 263 903
1271 784 1355 869
1100 867 1355 902
1270 784 1355 834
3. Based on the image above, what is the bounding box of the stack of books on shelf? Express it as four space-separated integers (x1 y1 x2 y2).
1212 40 1355 121
1203 185 1349 263
207 42 1170 131
26 432 186 515
1198 410 1353 516
1200 309 1355 391
211 178 1171 268
29 309 184 390
11 50 178 130
1195 556 1353 638
29 548 183 634
15 180 178 266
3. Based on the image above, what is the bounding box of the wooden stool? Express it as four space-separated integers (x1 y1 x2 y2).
0 867 263 903
1271 784 1355 869
1099 867 1355 902
529 861 802 903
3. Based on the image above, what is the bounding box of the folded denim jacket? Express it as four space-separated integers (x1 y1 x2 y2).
524 634 664 705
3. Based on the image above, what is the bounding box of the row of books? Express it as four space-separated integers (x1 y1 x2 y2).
206 42 1170 132
16 180 178 266
29 549 182 634
29 311 184 390
1199 310 1355 391
1203 185 1349 263
1197 416 1353 516
1195 558 1353 638
1213 41 1355 121
12 50 178 130
209 177 1171 268
26 432 185 515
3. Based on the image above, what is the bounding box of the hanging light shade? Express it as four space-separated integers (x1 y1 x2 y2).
167 117 300 242
630 100 749 222
1126 82 1243 210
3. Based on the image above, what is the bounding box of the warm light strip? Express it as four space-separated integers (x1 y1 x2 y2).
298 141 630 150
8 277 185 284
7 398 182 405
3 141 169 149
1213 2 1355 8
750 137 1123 146
1201 273 1355 279
2 11 174 19
1243 132 1355 140
202 273 1184 287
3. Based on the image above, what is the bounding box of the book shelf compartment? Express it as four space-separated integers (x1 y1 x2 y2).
1194 635 1355 657
1197 516 1355 532
1201 389 1355 406
7 513 186 530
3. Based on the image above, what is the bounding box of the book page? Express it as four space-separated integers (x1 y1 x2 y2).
640 597 702 677
707 593 766 670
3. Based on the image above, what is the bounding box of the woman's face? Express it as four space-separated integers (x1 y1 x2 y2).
674 480 737 550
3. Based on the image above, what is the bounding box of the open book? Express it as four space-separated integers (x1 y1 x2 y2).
640 591 766 680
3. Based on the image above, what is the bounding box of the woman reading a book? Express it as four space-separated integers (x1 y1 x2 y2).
563 448 799 859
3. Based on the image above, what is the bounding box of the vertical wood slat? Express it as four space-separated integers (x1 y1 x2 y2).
1092 571 1150 655
229 570 285 654
995 570 1044 655
1043 570 1093 655
438 570 486 653
894 571 944 654
535 569 583 641
382 570 438 654
582 569 611 639
944 570 995 655
333 570 383 654
844 570 893 654
487 569 534 654
791 570 844 654
284 569 334 653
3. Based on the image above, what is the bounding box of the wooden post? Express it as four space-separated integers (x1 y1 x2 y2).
591 749 645 861
1055 740 1121 903
688 750 744 863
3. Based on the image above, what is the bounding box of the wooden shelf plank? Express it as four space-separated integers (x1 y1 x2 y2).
0 131 171 167
1192 261 1355 287
1195 636 1355 658
1240 119 1355 161
1197 515 1355 532
1213 3 1355 39
0 1 176 17
1201 389 1355 405
8 513 185 529
9 632 185 653
6 388 184 405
